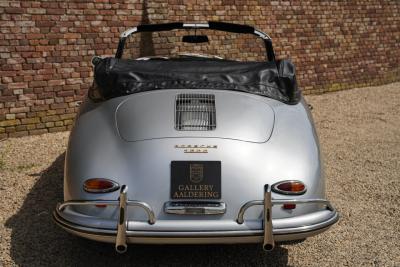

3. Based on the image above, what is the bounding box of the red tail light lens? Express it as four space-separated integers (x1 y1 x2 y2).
283 203 296 209
272 180 306 195
83 178 120 193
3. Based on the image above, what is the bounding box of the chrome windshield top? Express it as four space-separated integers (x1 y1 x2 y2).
116 21 275 61
120 22 271 40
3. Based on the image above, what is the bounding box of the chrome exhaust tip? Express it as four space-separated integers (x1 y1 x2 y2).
115 185 128 254
263 184 275 252
115 244 128 254
263 243 275 252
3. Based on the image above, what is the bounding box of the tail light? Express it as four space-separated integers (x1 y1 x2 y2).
272 180 306 195
282 203 296 210
83 178 120 193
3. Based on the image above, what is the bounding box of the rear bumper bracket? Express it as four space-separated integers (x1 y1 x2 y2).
56 185 155 253
236 184 336 251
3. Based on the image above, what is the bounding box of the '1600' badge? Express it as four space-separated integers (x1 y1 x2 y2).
190 164 204 183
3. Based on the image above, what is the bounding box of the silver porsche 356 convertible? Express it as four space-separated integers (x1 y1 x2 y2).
53 22 338 253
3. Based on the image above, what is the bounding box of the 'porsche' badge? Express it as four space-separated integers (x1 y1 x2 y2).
190 164 204 183
174 144 217 153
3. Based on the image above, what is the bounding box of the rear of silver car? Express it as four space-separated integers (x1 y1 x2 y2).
53 89 338 253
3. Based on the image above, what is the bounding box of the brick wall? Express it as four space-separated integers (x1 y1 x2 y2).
0 0 399 139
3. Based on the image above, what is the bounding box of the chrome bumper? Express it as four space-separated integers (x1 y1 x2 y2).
54 184 338 253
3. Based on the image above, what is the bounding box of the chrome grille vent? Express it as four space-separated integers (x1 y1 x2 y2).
175 93 216 131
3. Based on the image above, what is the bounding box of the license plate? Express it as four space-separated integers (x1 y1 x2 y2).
171 161 221 199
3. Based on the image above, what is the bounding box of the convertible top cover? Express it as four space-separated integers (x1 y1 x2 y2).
93 57 301 104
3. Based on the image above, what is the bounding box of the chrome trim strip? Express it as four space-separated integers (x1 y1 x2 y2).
57 200 156 224
53 209 338 239
237 198 334 224
274 212 339 234
182 23 210 28
58 200 118 210
164 201 226 215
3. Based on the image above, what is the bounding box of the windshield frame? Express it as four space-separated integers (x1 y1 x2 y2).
115 21 275 62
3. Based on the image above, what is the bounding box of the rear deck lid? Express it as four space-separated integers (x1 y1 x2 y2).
116 90 275 143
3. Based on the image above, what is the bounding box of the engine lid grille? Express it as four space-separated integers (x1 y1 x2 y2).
175 93 216 131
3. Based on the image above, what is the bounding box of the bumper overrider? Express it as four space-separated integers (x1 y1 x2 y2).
53 185 338 253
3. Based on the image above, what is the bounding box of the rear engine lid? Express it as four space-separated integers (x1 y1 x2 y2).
116 91 275 143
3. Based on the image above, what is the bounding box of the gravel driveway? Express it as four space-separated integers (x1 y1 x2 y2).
1 83 399 267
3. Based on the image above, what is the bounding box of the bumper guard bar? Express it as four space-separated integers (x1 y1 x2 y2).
56 185 155 253
236 184 335 251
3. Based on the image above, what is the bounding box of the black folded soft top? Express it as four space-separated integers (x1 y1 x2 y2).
92 57 301 105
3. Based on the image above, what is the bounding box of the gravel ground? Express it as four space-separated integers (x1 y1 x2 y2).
1 82 399 267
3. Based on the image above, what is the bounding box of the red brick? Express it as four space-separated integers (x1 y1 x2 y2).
48 80 65 86
0 119 20 127
9 107 29 113
36 20 54 27
27 8 46 14
57 90 75 97
50 103 68 109
5 7 24 14
29 81 48 88
64 33 81 39
15 125 27 131
9 131 28 138
48 126 66 132
8 82 28 89
29 129 48 135
5 126 16 133
41 115 59 122
47 8 66 15
26 33 45 40
21 117 40 124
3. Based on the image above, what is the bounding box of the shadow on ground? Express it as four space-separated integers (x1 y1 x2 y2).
6 153 288 266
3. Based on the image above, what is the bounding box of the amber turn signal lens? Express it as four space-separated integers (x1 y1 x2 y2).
83 178 120 193
272 180 306 195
